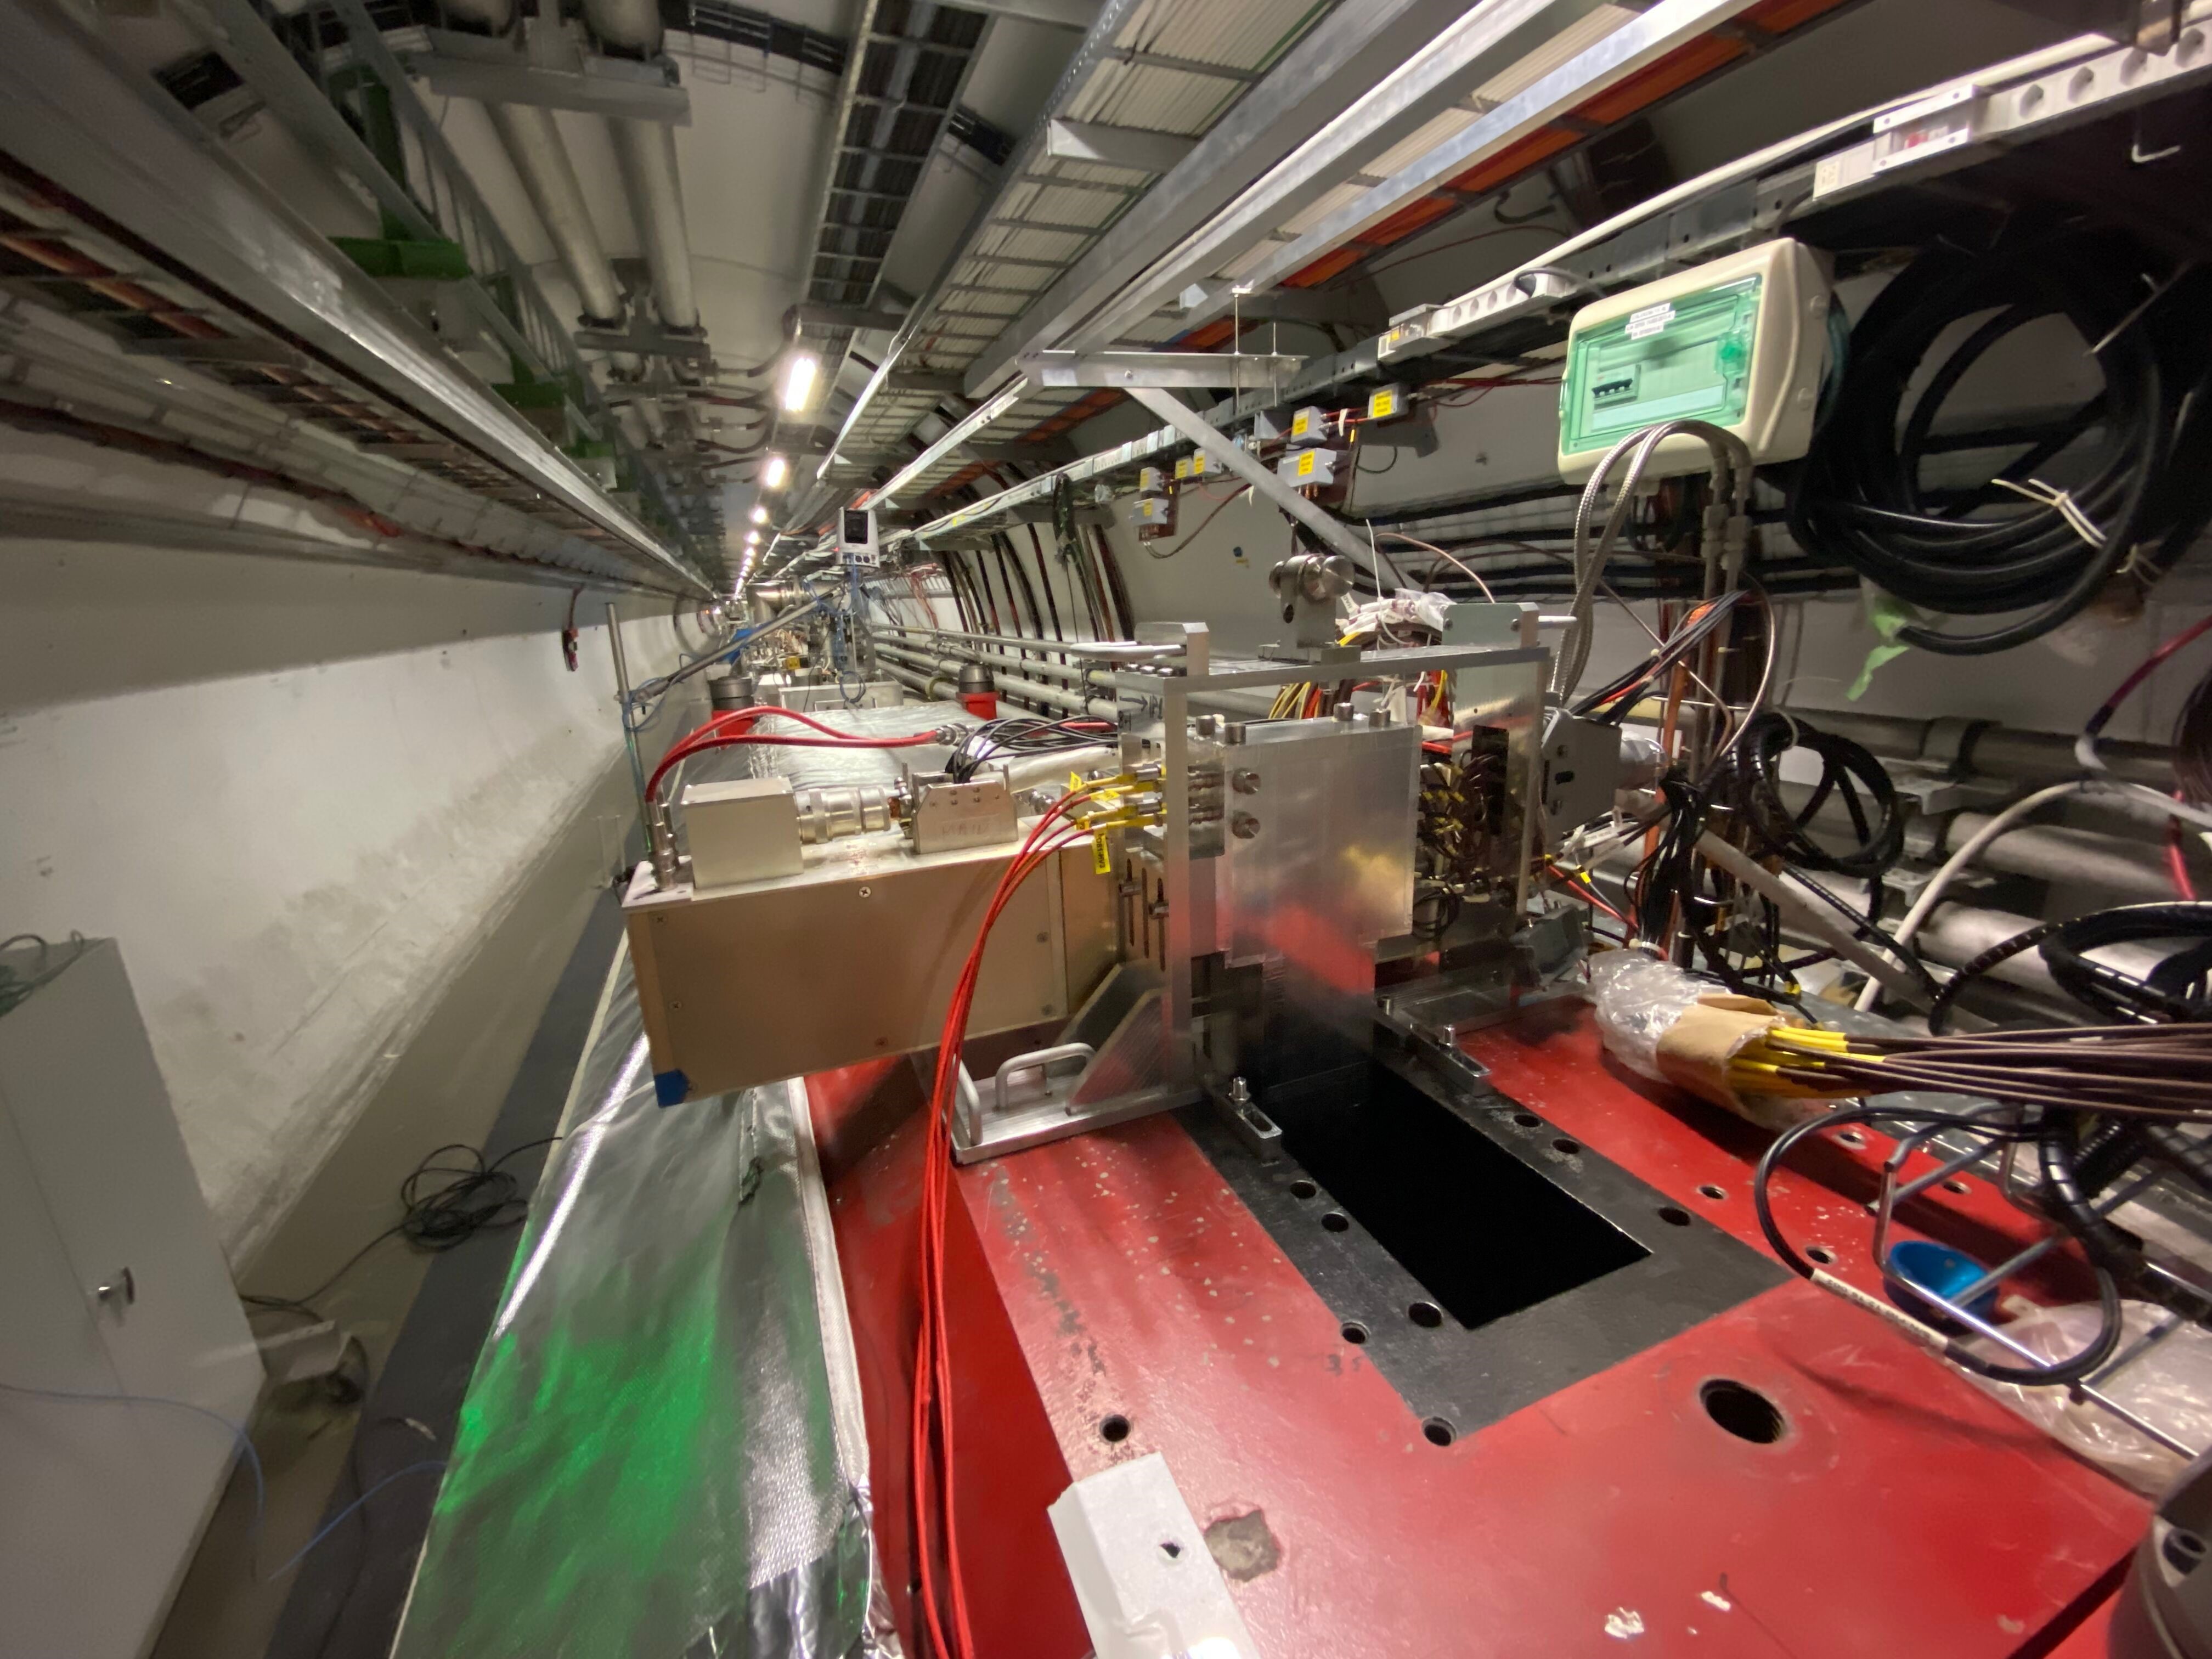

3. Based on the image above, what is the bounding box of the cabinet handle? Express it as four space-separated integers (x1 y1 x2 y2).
94 1268 136 1309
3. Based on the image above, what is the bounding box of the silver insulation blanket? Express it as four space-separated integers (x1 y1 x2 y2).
387 939 899 1658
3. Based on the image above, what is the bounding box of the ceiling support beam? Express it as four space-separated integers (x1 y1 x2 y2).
1056 0 1641 359
1021 350 1304 390
957 0 1525 396
956 0 1101 27
1127 387 1376 573
403 26 690 122
1043 117 1197 173
867 380 1029 505
1175 0 1764 335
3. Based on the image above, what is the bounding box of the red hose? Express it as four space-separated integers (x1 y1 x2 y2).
910 789 1101 1657
646 707 940 801
2170 806 2199 901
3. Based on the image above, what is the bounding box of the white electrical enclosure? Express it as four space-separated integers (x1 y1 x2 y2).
0 939 262 1659
1556 238 1833 483
837 506 879 567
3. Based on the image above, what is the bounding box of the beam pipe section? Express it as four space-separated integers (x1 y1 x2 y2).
488 103 625 325
614 119 698 331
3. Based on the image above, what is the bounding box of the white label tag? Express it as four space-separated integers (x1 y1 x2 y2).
1625 301 1675 341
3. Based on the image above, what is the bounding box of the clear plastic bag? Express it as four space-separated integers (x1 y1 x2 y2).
1969 1300 2212 1493
1586 951 1826 1128
1588 951 1714 1085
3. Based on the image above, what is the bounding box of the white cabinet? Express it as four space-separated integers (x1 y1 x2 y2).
0 939 263 1659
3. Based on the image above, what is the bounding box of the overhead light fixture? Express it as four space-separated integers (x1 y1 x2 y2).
761 454 789 490
780 352 819 414
746 529 760 545
750 504 768 525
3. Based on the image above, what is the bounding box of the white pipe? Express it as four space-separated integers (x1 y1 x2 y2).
613 119 698 332
487 103 624 326
1858 780 2212 1012
1859 781 2094 1012
579 0 662 53
1695 833 1932 1011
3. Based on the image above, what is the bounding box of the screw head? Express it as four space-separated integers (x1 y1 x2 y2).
1231 814 1261 840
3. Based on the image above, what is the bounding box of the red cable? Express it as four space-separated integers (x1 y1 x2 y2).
678 703 893 744
2170 802 2199 900
645 711 942 802
910 791 1101 1658
2083 613 2212 759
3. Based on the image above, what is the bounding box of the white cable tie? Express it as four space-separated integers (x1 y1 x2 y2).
1991 476 2105 548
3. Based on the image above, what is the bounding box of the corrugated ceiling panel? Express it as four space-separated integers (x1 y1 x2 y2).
1362 105 1482 183
1133 0 1338 72
1272 177 1370 241
1475 4 1637 103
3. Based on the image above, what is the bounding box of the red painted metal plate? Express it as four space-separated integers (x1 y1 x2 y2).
819 1011 2146 1658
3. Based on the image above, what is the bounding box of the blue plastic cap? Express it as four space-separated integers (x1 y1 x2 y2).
653 1069 691 1107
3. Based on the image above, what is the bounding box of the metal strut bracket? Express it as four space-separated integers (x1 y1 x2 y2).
1127 386 1379 574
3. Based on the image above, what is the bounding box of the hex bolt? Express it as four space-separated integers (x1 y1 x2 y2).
1231 813 1261 840
1231 769 1261 794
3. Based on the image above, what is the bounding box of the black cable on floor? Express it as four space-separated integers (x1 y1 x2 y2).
247 1136 562 1318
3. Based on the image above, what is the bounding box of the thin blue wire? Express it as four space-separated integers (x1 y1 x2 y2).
0 1377 268 1558
262 1459 448 1581
0 1378 445 1582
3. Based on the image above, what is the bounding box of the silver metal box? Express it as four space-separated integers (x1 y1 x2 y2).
681 776 803 889
624 836 1119 1104
764 680 902 712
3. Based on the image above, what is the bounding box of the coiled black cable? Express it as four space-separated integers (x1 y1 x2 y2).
2038 902 2212 1024
1722 712 1905 885
1926 902 2212 1032
1751 1101 2124 1385
1790 228 2185 656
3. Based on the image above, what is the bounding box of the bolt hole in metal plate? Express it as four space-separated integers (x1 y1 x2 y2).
1181 1051 1782 1438
1099 1413 1131 1444
1701 1378 1787 1444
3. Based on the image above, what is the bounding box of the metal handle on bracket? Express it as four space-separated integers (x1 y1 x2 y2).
991 1043 1095 1116
94 1267 136 1310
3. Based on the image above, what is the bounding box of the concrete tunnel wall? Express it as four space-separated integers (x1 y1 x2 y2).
0 437 699 1262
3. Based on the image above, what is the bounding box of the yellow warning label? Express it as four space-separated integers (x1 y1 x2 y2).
1296 450 1316 477
1092 832 1113 874
1369 390 1397 420
1291 410 1313 438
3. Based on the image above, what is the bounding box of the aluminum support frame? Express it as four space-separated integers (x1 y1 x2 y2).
1173 0 1762 337
1022 351 1304 390
0 0 707 594
1042 117 1195 173
1127 386 1378 574
882 13 2212 563
962 0 1590 393
405 26 692 122
1061 0 1642 357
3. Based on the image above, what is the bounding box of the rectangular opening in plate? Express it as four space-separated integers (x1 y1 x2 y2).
1268 1062 1649 1331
